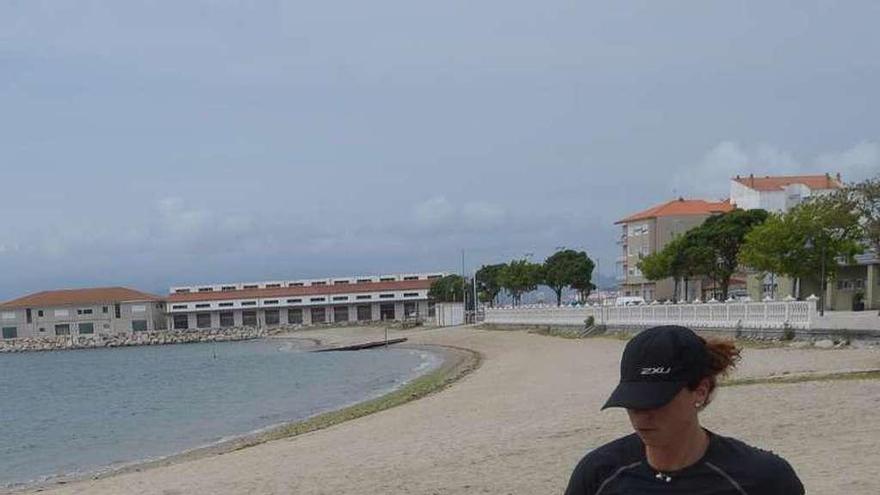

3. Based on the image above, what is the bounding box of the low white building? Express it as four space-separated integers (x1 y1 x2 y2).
165 273 444 330
730 173 842 212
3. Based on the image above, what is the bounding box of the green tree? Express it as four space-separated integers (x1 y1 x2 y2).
739 196 863 299
638 235 696 301
428 274 467 303
542 249 595 305
499 259 542 306
475 263 506 307
694 209 769 299
846 175 880 253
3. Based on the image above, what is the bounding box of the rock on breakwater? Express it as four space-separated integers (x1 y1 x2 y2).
0 327 267 353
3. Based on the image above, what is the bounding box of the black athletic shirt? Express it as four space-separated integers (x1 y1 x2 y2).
564 430 804 495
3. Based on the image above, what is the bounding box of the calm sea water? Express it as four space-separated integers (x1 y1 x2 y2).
0 339 440 488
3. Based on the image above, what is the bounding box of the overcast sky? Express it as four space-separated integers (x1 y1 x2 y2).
1 1 879 299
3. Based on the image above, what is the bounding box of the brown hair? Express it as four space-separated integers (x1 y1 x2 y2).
688 337 741 407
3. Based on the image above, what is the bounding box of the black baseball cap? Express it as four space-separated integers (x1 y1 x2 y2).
602 326 710 410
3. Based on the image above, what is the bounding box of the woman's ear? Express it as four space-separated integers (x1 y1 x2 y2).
694 377 711 406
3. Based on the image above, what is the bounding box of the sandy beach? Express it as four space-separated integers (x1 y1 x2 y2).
24 325 880 495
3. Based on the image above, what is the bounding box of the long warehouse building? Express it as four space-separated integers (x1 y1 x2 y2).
165 272 444 330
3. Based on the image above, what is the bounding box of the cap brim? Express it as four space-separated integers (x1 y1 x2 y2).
601 381 686 410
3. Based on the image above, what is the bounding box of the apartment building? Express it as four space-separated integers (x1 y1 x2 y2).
165 273 444 330
615 198 733 302
0 287 165 339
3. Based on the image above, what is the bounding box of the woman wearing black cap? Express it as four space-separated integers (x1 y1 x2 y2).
564 325 804 494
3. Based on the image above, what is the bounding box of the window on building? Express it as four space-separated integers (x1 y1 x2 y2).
175 289 191 294
379 294 394 299
403 276 418 281
333 306 349 322
357 279 372 283
243 285 258 289
333 296 348 301
222 286 237 291
26 308 32 323
380 277 395 282
310 297 325 302
2 327 17 339
404 302 417 318
172 305 188 310
380 303 396 321
311 307 326 324
173 315 189 330
219 302 234 307
357 305 372 321
219 312 235 328
356 295 372 300
55 324 71 335
289 282 304 287
264 300 279 305
854 279 865 290
241 301 257 306
313 281 327 286
242 310 258 327
198 287 214 292
102 306 108 314
288 308 303 324
114 304 121 319
265 310 280 326
195 303 210 309
196 313 212 329
836 280 853 291
403 292 418 298
38 309 44 317
334 280 349 285
427 275 442 279
287 298 302 304
78 322 94 334
132 320 148 332
266 284 281 288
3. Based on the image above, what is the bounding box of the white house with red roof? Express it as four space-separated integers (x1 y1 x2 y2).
730 173 843 212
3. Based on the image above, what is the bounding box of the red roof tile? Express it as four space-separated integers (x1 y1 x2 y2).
615 198 733 224
732 174 843 192
167 279 434 303
0 287 162 309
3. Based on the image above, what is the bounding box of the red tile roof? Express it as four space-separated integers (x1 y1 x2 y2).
0 287 162 309
732 174 843 192
615 198 733 224
167 279 434 303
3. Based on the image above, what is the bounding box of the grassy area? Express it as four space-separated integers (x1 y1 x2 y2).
722 369 880 387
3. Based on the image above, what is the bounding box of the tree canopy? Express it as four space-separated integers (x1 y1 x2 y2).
542 249 595 305
499 259 542 306
475 263 506 307
637 208 768 300
739 196 863 297
428 274 468 303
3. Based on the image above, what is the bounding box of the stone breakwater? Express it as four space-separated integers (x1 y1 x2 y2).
0 327 267 353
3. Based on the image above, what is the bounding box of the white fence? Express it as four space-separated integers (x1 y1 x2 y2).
484 300 816 330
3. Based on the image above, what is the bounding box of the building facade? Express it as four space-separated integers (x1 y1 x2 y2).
615 198 733 302
165 273 444 331
0 287 165 339
730 173 842 212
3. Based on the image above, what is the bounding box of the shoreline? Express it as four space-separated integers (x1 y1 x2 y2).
9 341 481 494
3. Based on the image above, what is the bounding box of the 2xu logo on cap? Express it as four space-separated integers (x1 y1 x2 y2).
640 366 672 375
